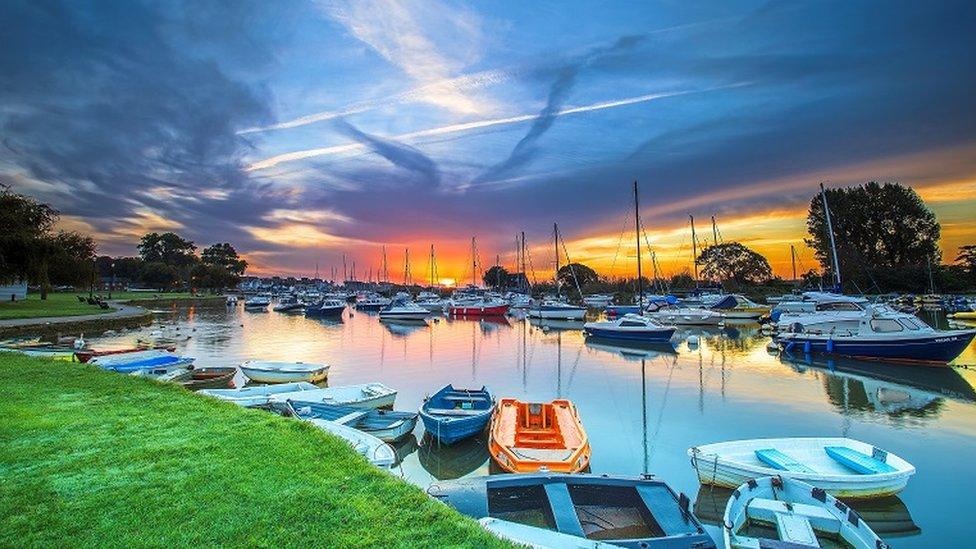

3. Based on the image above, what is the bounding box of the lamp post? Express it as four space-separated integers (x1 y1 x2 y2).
109 262 116 299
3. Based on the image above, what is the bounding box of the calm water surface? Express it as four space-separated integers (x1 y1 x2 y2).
95 304 976 547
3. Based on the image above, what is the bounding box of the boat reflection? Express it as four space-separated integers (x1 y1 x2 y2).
380 318 429 338
692 485 920 538
390 433 419 466
528 317 585 332
780 354 976 417
584 337 677 361
417 432 490 480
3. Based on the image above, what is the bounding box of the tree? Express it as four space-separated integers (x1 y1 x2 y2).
190 263 237 292
806 182 940 289
957 245 976 278
0 186 95 298
696 242 772 285
138 232 197 266
201 243 247 276
139 262 180 290
483 266 509 289
557 263 599 289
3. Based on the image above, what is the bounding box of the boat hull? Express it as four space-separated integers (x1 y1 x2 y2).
526 306 586 320
240 366 329 384
449 304 510 316
776 330 976 364
379 311 429 321
584 325 675 342
305 305 344 317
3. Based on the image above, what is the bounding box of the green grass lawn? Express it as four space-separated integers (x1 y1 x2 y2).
0 292 196 320
0 355 509 547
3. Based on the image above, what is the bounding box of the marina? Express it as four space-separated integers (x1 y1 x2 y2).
64 300 976 547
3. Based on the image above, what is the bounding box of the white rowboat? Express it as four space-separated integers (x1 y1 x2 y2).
269 382 397 409
689 437 915 498
305 418 397 469
239 360 329 383
199 382 319 407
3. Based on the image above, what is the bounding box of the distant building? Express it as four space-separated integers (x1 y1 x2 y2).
0 281 28 301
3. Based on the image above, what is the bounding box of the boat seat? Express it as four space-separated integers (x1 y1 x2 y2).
773 513 819 547
755 449 816 473
824 446 896 474
425 407 486 416
635 484 700 536
334 410 370 425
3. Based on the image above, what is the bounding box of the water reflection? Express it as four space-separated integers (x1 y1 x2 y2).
418 433 490 480
692 486 920 538
380 318 429 338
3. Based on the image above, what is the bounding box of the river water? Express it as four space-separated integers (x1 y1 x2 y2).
94 304 976 547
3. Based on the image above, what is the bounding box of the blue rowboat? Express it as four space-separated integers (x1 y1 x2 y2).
89 350 194 373
420 385 494 445
287 400 418 443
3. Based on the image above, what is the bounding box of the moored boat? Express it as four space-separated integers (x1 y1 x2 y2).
489 398 590 474
527 299 586 320
379 299 430 321
420 385 494 445
74 344 175 363
89 349 194 374
427 473 715 547
724 476 888 549
268 382 398 409
243 294 272 310
302 417 397 469
272 295 305 312
583 314 675 342
644 304 724 326
305 299 345 317
287 400 418 443
199 381 319 407
582 293 614 308
239 360 329 383
688 437 915 498
158 366 237 390
448 297 510 316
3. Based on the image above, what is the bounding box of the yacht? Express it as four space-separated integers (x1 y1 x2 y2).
355 293 392 311
379 299 430 321
305 299 345 317
243 294 272 310
527 298 586 320
644 302 724 326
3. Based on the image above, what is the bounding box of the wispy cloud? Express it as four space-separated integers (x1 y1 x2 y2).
247 86 741 171
334 119 441 185
317 0 493 115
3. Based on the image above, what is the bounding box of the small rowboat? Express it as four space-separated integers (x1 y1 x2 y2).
158 367 237 390
427 473 713 547
420 385 493 445
239 360 329 383
288 400 418 443
74 345 175 363
268 382 398 409
303 418 396 469
724 476 889 549
489 398 590 474
689 437 915 499
200 382 318 407
89 350 194 374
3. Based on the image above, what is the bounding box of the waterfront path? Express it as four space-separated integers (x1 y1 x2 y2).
0 300 146 328
0 300 152 338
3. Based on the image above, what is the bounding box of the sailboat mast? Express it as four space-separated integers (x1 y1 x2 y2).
820 183 842 291
790 245 797 282
553 223 560 296
690 215 699 288
471 237 477 287
342 253 347 282
634 180 643 309
404 248 410 285
521 231 527 292
711 215 718 246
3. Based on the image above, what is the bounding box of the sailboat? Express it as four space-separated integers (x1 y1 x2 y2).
527 224 586 320
584 181 676 342
448 237 509 316
417 245 447 311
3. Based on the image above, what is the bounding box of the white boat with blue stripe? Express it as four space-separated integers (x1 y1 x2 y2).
689 437 915 499
583 314 675 342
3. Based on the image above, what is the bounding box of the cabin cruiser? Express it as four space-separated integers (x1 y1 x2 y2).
243 294 272 310
775 304 976 363
526 298 586 320
272 294 305 312
305 299 345 317
643 301 724 326
355 293 392 311
379 298 430 321
583 313 675 342
700 293 769 320
773 292 871 331
416 297 447 312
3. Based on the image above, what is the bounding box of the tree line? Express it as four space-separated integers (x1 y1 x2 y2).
0 186 247 298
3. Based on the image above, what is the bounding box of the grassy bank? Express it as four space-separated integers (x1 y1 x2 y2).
0 355 508 547
0 292 195 320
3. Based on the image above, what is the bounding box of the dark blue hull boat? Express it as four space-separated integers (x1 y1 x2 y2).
305 304 345 317
777 330 976 364
420 385 493 445
427 473 715 548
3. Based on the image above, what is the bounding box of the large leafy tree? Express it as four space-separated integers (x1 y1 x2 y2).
0 186 96 297
957 245 976 275
696 242 772 285
806 183 940 286
138 232 197 267
557 263 599 289
201 243 247 276
482 266 510 289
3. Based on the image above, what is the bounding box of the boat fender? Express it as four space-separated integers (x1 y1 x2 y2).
826 338 834 352
803 341 811 354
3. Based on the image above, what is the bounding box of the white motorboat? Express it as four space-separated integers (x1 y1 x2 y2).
771 292 869 329
644 304 724 326
688 437 915 498
527 299 587 320
199 382 319 407
303 418 397 469
416 297 446 312
583 314 675 342
239 360 330 383
582 294 614 308
508 293 534 309
701 293 769 320
243 294 272 310
269 382 397 409
724 476 889 549
272 295 305 312
378 299 430 321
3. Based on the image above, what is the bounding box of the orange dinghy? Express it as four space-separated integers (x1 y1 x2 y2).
489 398 591 474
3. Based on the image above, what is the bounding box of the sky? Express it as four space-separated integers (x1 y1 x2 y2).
2 0 975 284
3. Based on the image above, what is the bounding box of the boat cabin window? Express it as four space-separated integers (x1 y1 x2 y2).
487 485 556 531
870 318 903 333
817 302 862 311
567 484 664 541
620 320 646 327
897 318 922 331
